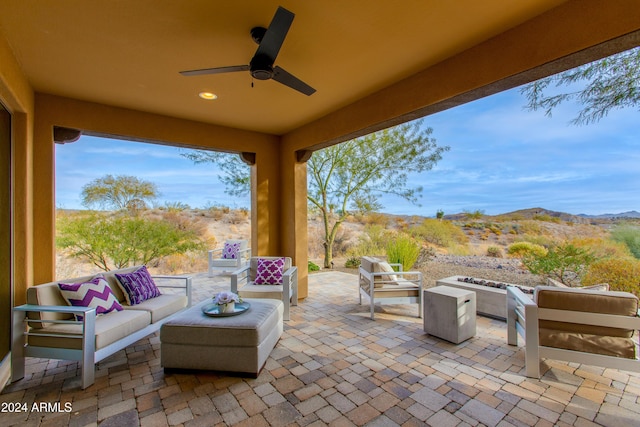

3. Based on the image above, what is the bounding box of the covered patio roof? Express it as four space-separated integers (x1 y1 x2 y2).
1 0 639 394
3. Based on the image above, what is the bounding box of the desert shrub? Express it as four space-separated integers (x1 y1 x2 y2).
517 221 544 235
347 224 393 257
224 209 250 224
463 209 485 220
344 256 360 268
521 243 597 286
583 258 640 297
532 214 562 224
507 241 547 258
611 224 640 259
308 261 320 272
57 212 205 271
162 201 190 211
386 234 421 271
411 218 468 248
205 204 228 220
361 212 389 226
447 244 471 256
414 245 436 267
517 234 557 248
570 237 632 260
486 246 502 258
330 227 355 258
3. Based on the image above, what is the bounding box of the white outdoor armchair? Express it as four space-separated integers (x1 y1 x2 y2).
208 239 251 276
507 285 640 378
358 256 422 320
231 256 298 321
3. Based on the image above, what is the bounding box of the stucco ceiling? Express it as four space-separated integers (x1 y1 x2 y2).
0 0 568 135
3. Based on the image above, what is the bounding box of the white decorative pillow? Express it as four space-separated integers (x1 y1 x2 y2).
373 261 398 286
547 277 609 291
581 283 610 291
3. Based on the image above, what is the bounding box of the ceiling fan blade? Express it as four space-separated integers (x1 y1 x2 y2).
254 6 294 65
273 66 315 96
180 65 249 76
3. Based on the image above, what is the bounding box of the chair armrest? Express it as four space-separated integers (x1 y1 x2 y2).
238 247 251 260
152 275 193 307
13 304 96 338
283 266 298 283
230 265 251 293
14 303 96 316
389 263 403 272
208 248 223 256
371 271 422 284
282 266 298 304
507 286 538 346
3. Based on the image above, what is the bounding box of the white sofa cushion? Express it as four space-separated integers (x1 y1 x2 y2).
27 309 150 350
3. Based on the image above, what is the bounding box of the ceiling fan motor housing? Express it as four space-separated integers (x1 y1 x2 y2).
250 54 274 80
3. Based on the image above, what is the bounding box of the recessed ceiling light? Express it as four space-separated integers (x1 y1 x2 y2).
198 92 218 100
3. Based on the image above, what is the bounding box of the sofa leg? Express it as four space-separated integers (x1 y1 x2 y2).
81 361 95 389
11 309 26 383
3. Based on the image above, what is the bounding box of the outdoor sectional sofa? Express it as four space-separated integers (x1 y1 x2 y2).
12 266 192 389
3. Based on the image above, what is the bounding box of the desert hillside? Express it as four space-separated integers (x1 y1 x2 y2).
56 206 637 291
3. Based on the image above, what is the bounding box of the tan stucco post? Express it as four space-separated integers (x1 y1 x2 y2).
251 146 281 257
32 111 56 284
279 148 309 300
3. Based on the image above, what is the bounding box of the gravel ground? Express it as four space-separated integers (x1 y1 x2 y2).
420 254 545 288
330 254 545 288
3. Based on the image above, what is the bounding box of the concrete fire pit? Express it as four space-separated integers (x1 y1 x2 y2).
435 276 534 320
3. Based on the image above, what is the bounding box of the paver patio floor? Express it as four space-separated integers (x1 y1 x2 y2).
2 271 639 426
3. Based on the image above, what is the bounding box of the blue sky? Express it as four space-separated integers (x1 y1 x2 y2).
55 86 639 216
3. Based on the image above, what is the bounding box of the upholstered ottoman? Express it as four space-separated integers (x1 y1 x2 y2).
160 298 283 376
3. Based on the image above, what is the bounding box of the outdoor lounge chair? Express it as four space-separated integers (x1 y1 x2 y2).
507 285 640 378
231 256 298 321
358 256 422 320
208 239 251 276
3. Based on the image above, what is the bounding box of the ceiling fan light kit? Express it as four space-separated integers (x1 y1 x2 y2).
180 6 316 96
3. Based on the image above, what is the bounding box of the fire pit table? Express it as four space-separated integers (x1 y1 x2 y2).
435 276 534 320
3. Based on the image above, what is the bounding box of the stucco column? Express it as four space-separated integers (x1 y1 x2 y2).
280 149 309 300
251 146 281 256
32 113 55 284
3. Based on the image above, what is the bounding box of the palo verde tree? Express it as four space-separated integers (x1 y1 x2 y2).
183 119 449 268
81 174 159 211
521 46 640 125
308 121 448 267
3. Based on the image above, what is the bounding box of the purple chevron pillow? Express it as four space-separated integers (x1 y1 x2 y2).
115 265 161 305
58 275 123 321
254 257 285 285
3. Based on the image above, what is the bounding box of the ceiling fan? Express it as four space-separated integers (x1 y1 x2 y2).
180 6 316 96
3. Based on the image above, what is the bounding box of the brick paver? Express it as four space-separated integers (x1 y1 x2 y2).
2 271 640 426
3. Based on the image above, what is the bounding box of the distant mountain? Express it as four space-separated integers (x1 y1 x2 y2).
443 207 640 223
578 210 640 219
